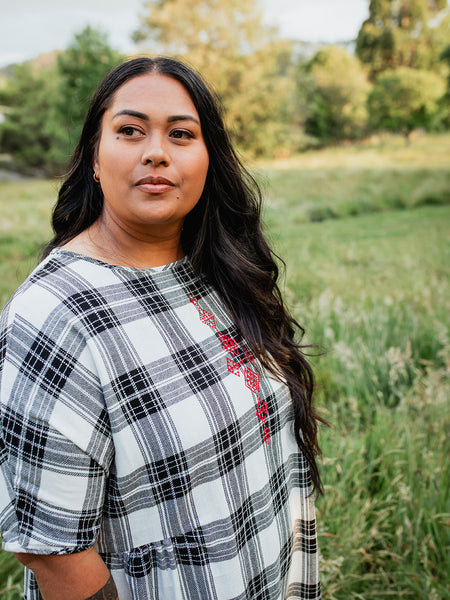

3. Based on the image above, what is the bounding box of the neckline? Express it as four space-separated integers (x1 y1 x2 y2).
50 248 189 273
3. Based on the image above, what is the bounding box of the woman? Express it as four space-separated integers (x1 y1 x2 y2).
0 57 322 600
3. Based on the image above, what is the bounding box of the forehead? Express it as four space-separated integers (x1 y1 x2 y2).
108 73 199 118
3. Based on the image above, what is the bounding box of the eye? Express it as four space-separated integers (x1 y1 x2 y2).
170 129 194 140
118 125 143 137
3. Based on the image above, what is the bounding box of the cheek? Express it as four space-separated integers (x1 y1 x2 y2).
190 167 208 200
98 150 132 190
193 151 209 187
100 145 117 170
179 150 209 198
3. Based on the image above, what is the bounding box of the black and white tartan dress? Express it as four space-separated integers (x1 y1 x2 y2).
0 249 321 600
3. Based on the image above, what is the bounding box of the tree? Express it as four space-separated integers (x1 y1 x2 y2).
0 63 58 173
49 26 124 168
220 39 305 157
0 27 123 175
356 0 449 79
439 43 450 124
133 0 302 157
300 46 371 142
134 0 266 60
367 66 446 139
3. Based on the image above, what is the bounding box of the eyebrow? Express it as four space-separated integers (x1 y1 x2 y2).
167 114 200 125
113 109 148 121
113 109 200 125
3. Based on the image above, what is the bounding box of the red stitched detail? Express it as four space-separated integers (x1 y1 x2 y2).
244 367 259 394
189 293 199 306
226 357 240 376
199 307 216 329
262 425 271 444
256 398 268 423
193 298 271 445
220 334 238 356
243 349 255 365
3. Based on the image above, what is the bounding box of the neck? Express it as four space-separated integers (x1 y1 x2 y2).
69 213 185 269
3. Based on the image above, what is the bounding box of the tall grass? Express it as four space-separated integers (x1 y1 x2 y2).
0 178 56 307
264 204 450 599
0 554 23 600
258 132 450 223
0 134 449 598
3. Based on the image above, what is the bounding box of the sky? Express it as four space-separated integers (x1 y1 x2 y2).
0 0 370 68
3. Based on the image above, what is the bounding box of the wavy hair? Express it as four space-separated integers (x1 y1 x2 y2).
42 57 324 494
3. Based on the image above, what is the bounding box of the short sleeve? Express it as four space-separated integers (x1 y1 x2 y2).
0 292 114 555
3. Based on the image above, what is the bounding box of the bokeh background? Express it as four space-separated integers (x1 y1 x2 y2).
0 1 449 598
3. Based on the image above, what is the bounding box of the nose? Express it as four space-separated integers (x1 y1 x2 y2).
141 134 169 166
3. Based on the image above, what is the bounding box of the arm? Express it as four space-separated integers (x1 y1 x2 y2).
15 547 118 600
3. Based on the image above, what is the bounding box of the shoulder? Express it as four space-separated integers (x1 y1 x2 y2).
0 253 110 413
0 251 124 345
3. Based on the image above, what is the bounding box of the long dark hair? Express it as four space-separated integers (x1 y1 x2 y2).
43 57 324 494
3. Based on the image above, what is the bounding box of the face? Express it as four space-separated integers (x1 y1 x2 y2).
94 73 209 239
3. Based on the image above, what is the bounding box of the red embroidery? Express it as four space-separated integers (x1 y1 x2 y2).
243 349 255 365
244 367 259 394
189 293 199 306
220 334 238 356
256 397 268 423
198 307 216 329
189 293 271 444
262 425 271 444
227 357 240 376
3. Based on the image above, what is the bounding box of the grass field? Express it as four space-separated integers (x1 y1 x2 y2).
0 133 449 598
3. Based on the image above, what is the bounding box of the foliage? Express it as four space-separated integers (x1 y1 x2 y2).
0 64 59 173
260 133 450 226
368 67 446 136
271 203 450 599
0 548 23 600
0 27 124 175
134 0 266 57
298 46 371 142
133 0 303 157
356 0 450 79
0 3 449 173
50 26 124 164
0 178 55 307
439 43 450 124
1 135 449 598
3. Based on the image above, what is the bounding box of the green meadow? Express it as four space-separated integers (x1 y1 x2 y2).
0 133 449 599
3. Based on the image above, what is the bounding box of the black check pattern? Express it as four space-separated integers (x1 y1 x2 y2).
112 367 165 422
213 420 245 477
0 249 320 599
65 289 121 335
20 331 77 398
174 344 221 392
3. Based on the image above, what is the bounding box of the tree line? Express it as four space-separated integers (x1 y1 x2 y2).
0 0 449 175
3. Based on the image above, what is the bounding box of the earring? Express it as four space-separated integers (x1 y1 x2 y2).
93 171 100 182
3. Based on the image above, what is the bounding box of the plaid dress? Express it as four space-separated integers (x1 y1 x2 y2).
0 249 320 600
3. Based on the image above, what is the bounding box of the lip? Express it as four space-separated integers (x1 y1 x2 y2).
135 175 176 194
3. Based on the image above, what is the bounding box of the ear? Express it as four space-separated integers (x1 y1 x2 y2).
93 143 100 175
